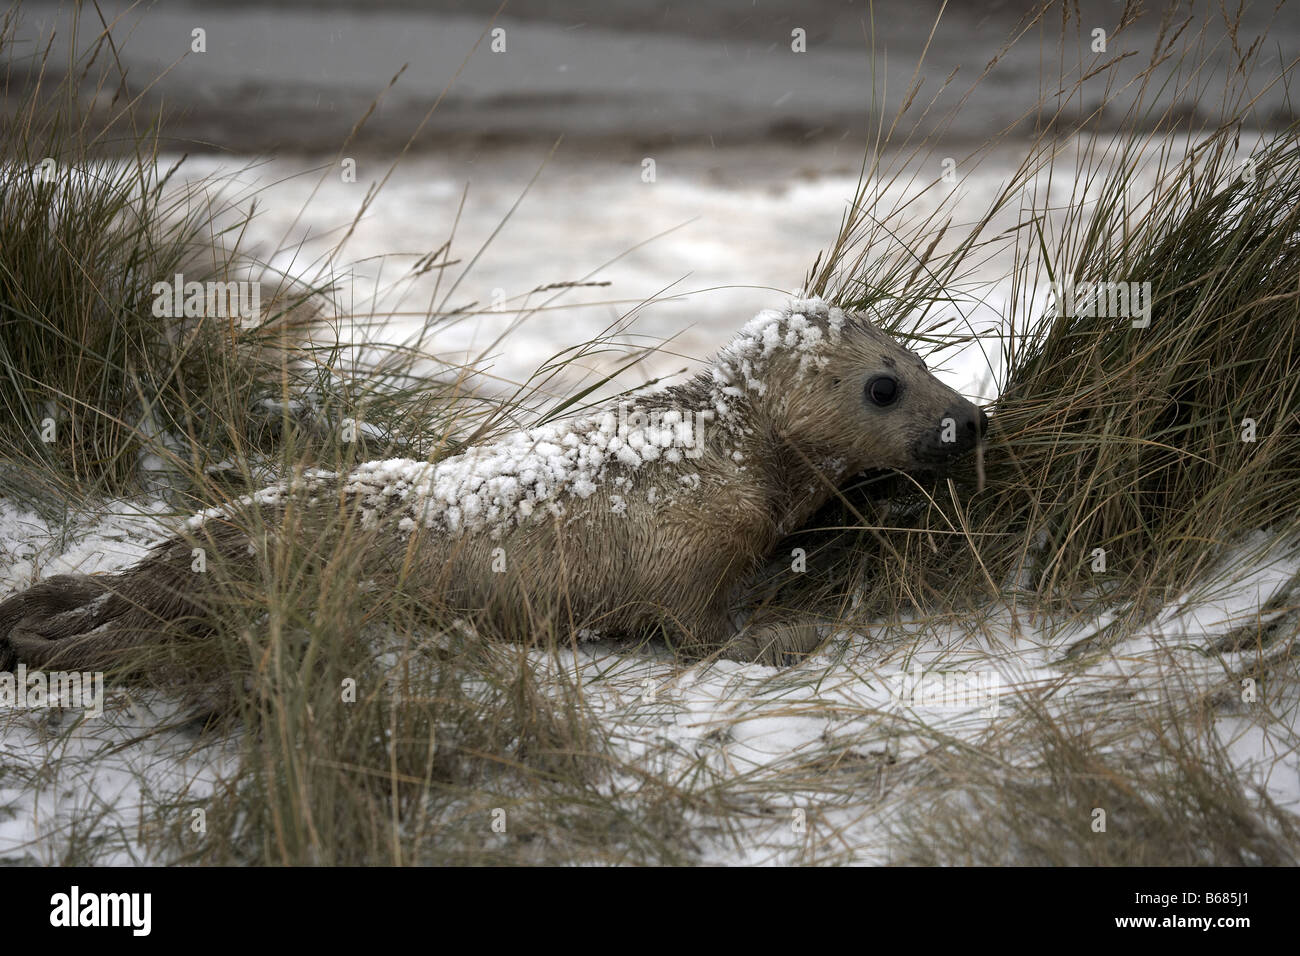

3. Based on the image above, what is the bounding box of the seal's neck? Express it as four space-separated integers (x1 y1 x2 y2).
752 429 856 540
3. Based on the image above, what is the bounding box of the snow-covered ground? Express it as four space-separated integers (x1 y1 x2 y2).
2 492 1297 864
2 140 1296 863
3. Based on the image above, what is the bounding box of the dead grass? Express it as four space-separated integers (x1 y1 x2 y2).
1 0 1298 866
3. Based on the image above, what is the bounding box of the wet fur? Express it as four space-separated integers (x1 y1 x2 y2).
0 303 983 672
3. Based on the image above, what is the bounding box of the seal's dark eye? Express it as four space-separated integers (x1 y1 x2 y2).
866 375 899 407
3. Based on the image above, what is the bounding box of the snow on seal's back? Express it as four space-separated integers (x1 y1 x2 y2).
344 398 702 538
321 298 843 538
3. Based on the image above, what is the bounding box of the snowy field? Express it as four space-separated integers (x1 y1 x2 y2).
2 495 1297 863
2 140 1297 863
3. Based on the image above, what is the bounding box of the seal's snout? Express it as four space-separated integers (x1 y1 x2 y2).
957 405 989 444
909 401 986 469
951 404 985 451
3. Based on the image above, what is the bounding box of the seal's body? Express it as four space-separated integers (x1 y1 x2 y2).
1 299 984 669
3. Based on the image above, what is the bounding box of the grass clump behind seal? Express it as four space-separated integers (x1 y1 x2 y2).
980 127 1300 624
787 8 1300 641
0 9 335 508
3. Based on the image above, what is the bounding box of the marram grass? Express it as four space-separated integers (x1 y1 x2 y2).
787 7 1300 644
2 0 1298 866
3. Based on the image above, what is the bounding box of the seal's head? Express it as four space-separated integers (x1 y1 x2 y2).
719 300 985 478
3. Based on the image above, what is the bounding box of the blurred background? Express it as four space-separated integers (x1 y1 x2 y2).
7 0 1296 394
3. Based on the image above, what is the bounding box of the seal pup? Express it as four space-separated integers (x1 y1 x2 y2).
0 298 985 670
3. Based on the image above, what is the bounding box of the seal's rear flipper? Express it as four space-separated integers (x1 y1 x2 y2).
0 574 116 670
0 548 209 673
